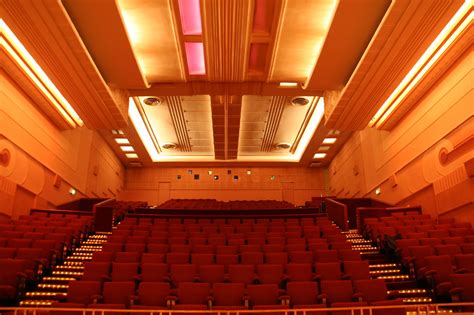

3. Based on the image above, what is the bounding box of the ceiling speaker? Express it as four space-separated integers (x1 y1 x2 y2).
465 158 474 177
388 174 398 187
53 174 62 188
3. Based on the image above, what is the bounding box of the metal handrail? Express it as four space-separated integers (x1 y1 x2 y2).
3 303 474 315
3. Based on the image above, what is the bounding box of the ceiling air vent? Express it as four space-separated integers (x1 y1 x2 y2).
129 161 143 168
143 97 162 106
290 96 311 106
275 142 291 150
162 143 177 150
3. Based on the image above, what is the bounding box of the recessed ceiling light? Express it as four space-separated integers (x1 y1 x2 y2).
323 138 337 144
120 146 135 152
143 97 162 106
162 143 177 150
115 138 130 145
314 153 326 159
290 96 311 106
247 170 252 175
126 153 139 159
318 146 330 151
275 143 291 150
208 170 213 175
279 82 298 87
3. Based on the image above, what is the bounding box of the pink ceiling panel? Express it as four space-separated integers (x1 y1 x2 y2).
185 42 206 75
178 0 202 35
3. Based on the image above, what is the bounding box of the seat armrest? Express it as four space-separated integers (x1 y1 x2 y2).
436 281 453 293
455 268 470 274
450 287 464 295
101 275 112 282
129 294 139 306
424 269 437 276
353 292 364 302
91 294 102 304
341 273 351 280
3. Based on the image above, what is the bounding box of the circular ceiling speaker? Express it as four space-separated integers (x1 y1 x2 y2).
162 143 177 150
275 142 291 150
290 96 311 106
143 97 162 106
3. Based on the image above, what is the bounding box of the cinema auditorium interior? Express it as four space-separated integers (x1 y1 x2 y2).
1 0 473 314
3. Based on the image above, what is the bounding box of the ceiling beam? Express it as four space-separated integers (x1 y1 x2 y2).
129 82 323 97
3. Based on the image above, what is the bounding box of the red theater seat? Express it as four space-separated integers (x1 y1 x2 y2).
131 282 172 310
343 260 370 280
320 280 367 315
199 264 226 284
286 263 315 282
212 283 246 309
173 282 211 310
51 281 102 314
0 259 27 304
140 263 169 282
82 262 110 281
228 264 256 285
110 262 139 281
354 279 405 315
88 281 135 310
287 281 326 313
315 262 342 281
170 264 198 285
246 284 288 310
256 264 285 285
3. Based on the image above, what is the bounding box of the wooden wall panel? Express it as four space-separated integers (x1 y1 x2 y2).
120 166 326 206
329 50 474 223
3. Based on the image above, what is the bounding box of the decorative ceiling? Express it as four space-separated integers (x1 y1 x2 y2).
1 0 467 167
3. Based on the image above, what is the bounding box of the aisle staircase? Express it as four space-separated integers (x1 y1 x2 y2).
344 230 433 304
19 233 109 306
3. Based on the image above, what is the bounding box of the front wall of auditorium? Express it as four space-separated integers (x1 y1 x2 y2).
1 49 472 221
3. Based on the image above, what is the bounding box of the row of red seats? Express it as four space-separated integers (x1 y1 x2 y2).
91 249 362 266
120 218 324 225
81 260 372 287
0 213 93 305
157 199 295 210
53 279 404 315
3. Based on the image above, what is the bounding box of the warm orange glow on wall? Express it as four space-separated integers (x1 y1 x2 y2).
0 19 83 128
369 0 472 129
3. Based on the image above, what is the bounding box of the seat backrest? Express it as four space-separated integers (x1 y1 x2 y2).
228 264 255 284
166 253 190 264
137 282 170 307
451 273 474 301
92 252 115 262
343 260 370 280
314 250 339 263
82 262 111 281
256 264 284 284
338 249 361 261
141 263 168 282
320 280 354 304
111 262 139 281
455 254 474 272
0 259 27 285
212 283 245 306
115 252 141 263
241 252 263 265
170 264 197 284
102 281 135 305
199 264 225 284
425 255 454 283
354 279 388 302
247 284 279 306
287 281 319 305
315 262 341 280
265 252 288 265
191 253 214 265
141 253 165 264
67 281 101 304
286 263 313 281
177 282 210 305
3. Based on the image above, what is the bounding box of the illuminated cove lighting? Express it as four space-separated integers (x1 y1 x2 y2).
128 98 160 161
0 19 83 128
369 0 472 129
